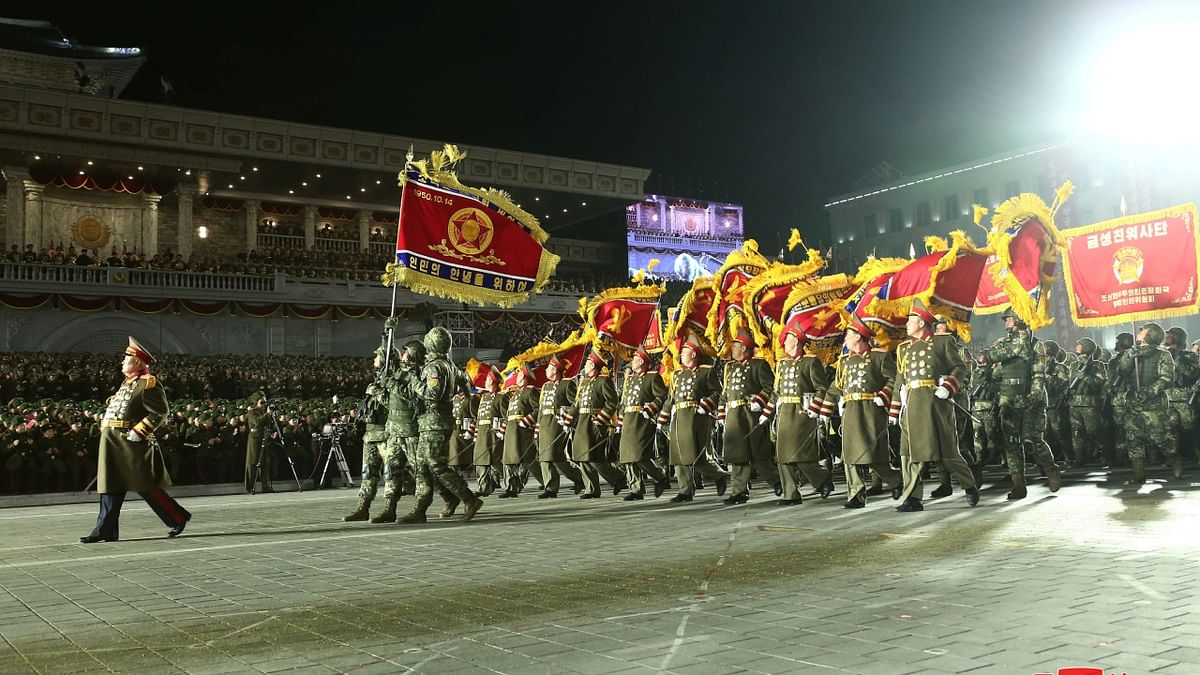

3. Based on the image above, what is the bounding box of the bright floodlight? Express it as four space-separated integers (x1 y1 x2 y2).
1082 22 1200 146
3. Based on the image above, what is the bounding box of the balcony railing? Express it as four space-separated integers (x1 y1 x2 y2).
0 262 277 292
256 233 305 250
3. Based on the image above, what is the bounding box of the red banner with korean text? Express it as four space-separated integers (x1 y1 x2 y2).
385 146 559 307
1062 203 1200 327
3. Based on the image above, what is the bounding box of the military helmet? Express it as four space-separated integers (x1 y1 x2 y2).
1115 332 1134 350
1166 326 1188 346
1043 340 1060 359
423 326 452 355
1000 307 1026 327
1140 322 1165 346
1076 337 1097 356
403 339 426 364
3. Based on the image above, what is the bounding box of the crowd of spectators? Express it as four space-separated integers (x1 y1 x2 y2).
0 352 376 495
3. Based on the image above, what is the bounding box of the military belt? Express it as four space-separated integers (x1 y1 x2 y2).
103 420 131 429
478 419 492 427
1002 378 1024 385
623 405 643 413
506 415 524 421
843 393 876 402
778 396 807 404
726 398 749 408
541 408 556 416
676 401 700 409
907 379 937 389
577 407 604 414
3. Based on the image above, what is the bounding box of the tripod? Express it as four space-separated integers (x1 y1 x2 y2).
251 409 303 494
318 423 355 489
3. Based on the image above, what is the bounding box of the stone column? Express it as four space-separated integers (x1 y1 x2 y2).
22 180 45 250
2 167 27 251
358 210 371 252
303 205 317 250
244 200 260 254
141 194 161 256
176 184 197 260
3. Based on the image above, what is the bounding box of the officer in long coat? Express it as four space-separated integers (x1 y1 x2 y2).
499 363 540 498
717 327 778 505
472 367 505 497
81 337 191 543
773 316 833 504
819 316 902 508
657 335 728 502
569 350 625 498
887 299 980 511
536 353 584 498
616 346 670 500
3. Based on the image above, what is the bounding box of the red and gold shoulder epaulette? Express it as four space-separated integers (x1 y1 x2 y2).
140 374 158 389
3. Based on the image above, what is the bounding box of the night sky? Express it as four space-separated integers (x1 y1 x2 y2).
12 0 1185 247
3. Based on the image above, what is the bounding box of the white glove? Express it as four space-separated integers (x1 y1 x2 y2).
934 386 951 400
806 409 819 419
837 398 845 417
656 422 665 433
888 415 899 426
818 413 830 423
641 410 652 420
757 414 770 426
873 396 886 408
749 401 762 413
126 430 142 442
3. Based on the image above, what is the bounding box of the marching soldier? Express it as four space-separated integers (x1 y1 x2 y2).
1067 338 1106 468
888 298 980 511
536 354 584 498
775 317 833 504
80 337 191 542
616 346 671 500
1042 341 1074 463
499 363 539 498
981 308 1062 500
448 375 476 477
657 335 729 502
819 316 902 508
1164 326 1199 469
342 348 395 522
717 327 779 505
1111 323 1180 483
1105 333 1135 468
398 326 483 523
395 340 460 518
930 316 975 496
472 366 506 497
569 351 625 499
970 352 1000 471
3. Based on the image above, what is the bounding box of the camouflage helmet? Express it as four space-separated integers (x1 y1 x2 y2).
1140 322 1165 346
1076 337 1097 357
1115 332 1134 350
1043 340 1061 359
423 326 452 355
402 339 427 364
1000 307 1026 327
1099 347 1113 361
1166 326 1188 346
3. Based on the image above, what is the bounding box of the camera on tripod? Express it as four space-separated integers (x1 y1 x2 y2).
321 421 350 438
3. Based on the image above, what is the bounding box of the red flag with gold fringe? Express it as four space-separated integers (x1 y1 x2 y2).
1062 202 1200 327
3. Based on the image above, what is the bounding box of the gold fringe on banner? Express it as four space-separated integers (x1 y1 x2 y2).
704 239 769 349
983 184 1072 330
740 246 828 348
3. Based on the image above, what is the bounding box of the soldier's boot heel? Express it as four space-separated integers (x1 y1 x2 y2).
440 494 461 518
461 495 484 521
1044 464 1063 492
1006 473 1027 500
1128 459 1146 486
397 508 428 525
1168 454 1184 479
370 496 399 523
342 497 372 522
930 474 953 499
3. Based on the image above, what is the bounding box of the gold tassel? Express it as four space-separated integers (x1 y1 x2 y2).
787 228 803 251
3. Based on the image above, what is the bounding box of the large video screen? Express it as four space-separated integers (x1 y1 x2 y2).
627 195 744 281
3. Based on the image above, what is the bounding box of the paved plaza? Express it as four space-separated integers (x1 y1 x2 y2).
1 468 1199 675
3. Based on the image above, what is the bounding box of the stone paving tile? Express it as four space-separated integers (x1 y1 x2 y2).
2 474 1200 674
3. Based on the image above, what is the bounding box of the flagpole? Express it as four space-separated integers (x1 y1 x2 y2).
384 145 415 375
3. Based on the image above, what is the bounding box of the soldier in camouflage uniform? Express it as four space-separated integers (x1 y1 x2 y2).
819 316 901 508
394 340 460 517
970 352 1000 471
981 308 1062 499
343 347 395 522
498 363 540 498
1110 323 1178 484
616 346 671 500
1164 327 1199 471
657 335 728 502
1105 333 1135 468
888 299 979 511
398 327 483 523
535 354 584 498
1041 341 1074 463
717 328 779 505
1066 338 1106 468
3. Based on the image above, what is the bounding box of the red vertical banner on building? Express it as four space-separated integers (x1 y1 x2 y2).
1062 203 1200 327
